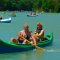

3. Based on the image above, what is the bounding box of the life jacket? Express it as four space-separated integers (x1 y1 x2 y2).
34 29 44 40
36 28 41 34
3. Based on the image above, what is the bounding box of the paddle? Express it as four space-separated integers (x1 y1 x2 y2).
19 35 45 51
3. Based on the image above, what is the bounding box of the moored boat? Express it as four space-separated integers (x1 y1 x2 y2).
0 18 11 23
27 14 38 17
0 33 53 53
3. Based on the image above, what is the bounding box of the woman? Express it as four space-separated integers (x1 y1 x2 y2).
34 22 44 42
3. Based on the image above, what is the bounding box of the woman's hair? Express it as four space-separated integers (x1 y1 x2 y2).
37 22 42 30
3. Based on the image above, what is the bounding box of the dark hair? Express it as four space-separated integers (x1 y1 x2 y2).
37 22 42 30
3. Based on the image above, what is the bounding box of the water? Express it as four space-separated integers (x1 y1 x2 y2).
0 11 60 60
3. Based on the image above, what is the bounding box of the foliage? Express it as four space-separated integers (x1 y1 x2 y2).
0 0 60 12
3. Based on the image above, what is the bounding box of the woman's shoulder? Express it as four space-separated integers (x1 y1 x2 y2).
18 30 24 34
40 29 44 33
41 29 44 31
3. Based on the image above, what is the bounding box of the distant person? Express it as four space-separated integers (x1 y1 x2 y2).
33 12 36 15
0 16 2 20
34 22 44 42
11 24 36 45
30 12 33 15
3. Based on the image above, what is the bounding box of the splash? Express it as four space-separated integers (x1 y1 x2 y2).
46 49 60 52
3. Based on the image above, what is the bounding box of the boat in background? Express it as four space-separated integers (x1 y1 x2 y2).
0 18 11 23
27 14 39 17
10 12 16 17
27 12 39 17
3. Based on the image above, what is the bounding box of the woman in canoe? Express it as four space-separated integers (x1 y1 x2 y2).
11 24 36 45
33 22 44 42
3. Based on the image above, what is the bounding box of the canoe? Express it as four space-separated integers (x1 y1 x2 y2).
0 18 11 23
0 33 53 53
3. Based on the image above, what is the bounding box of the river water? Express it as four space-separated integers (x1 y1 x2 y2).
0 11 60 60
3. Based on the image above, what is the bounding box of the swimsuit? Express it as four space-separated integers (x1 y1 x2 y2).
18 30 31 43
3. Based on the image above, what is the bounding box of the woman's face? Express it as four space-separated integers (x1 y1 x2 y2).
24 26 29 31
37 24 42 30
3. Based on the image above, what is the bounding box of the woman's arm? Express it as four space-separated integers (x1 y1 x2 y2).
18 32 23 39
39 30 44 36
31 32 36 45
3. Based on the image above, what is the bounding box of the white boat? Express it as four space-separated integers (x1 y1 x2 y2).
0 18 11 23
27 14 39 17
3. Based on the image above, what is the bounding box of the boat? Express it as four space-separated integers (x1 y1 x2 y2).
10 12 16 17
27 14 39 17
0 33 53 53
0 18 11 23
27 12 39 17
11 14 16 17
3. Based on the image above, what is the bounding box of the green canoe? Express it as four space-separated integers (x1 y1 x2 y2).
0 33 53 53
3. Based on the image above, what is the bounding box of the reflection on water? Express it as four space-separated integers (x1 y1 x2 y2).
0 50 45 60
0 49 60 60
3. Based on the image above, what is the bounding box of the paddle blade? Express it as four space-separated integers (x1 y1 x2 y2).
35 46 45 51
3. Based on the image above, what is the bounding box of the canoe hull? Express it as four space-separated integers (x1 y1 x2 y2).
0 46 34 53
0 33 53 53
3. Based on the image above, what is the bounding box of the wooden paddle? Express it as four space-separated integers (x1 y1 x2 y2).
19 35 45 51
